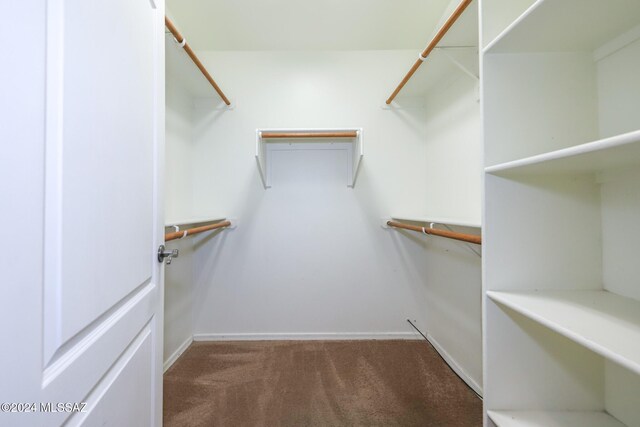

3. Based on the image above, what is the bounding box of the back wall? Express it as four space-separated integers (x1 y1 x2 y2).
177 50 482 390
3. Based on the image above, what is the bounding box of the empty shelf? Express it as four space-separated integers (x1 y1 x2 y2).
487 410 626 427
485 129 640 176
487 290 640 375
484 0 640 54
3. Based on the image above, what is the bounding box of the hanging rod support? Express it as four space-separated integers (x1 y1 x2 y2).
387 220 481 245
438 48 479 80
165 220 231 242
174 36 186 48
385 0 474 104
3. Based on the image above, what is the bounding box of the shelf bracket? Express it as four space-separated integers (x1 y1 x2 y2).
437 48 479 81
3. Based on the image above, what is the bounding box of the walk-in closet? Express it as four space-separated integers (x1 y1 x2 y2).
2 0 639 426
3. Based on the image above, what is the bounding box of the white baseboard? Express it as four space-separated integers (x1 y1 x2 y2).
193 332 421 341
427 334 483 397
163 336 193 373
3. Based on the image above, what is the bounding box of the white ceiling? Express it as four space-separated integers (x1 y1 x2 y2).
166 0 455 51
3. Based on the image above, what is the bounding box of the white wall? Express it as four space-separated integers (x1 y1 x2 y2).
165 40 196 223
598 36 640 303
424 72 482 224
601 167 640 302
179 50 483 390
163 53 196 367
163 238 194 369
421 74 483 392
596 33 640 139
189 50 431 340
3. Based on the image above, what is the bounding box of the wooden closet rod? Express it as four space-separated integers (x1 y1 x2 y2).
261 131 358 139
387 220 481 245
165 16 231 106
165 220 231 242
385 0 474 105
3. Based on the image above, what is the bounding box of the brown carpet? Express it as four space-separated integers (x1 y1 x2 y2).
163 340 482 427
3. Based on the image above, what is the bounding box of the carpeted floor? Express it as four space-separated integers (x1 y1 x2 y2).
163 340 482 427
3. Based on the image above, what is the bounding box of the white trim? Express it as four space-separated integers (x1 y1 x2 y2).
163 336 193 373
193 332 421 342
427 334 483 397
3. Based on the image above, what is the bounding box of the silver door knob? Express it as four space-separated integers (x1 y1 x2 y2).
158 245 179 264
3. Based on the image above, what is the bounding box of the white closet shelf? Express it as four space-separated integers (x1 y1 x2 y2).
165 217 226 228
485 129 640 176
484 0 640 54
488 290 640 376
390 216 480 228
487 410 627 427
255 128 363 189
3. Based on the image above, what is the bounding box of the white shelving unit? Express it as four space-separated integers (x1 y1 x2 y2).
484 0 640 54
255 128 363 189
480 0 536 50
483 0 640 167
482 1 640 426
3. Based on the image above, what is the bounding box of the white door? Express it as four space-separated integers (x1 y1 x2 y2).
0 0 165 426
